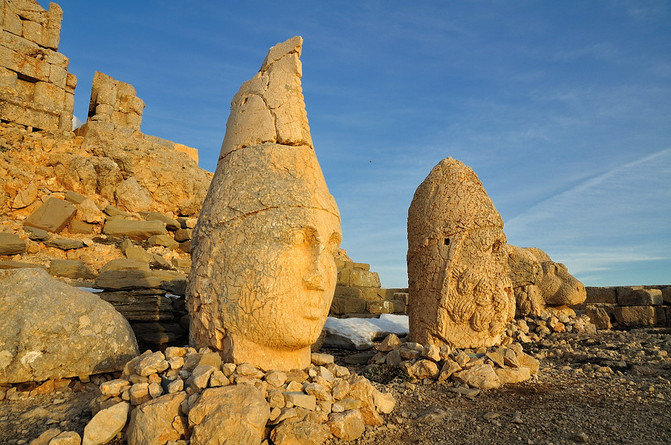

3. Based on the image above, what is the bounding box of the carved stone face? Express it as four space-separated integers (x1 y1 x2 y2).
218 208 341 350
407 157 514 349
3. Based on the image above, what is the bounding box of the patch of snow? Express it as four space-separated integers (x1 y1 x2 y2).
77 287 104 293
323 314 409 350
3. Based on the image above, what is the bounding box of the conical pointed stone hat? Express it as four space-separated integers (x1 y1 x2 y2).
197 36 339 232
408 157 502 253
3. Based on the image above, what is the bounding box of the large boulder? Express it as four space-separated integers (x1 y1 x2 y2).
0 268 139 384
407 158 515 348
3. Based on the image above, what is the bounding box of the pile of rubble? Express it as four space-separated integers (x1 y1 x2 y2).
69 350 395 444
366 334 540 390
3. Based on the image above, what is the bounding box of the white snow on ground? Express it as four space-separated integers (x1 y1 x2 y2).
77 287 103 293
323 314 409 350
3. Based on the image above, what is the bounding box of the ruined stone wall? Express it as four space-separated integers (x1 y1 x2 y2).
87 71 144 130
330 256 407 317
585 285 671 329
0 0 75 131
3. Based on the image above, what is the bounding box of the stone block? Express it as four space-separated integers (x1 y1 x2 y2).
330 295 367 316
3 11 22 35
49 63 66 88
95 269 186 294
654 307 666 326
0 66 18 91
585 287 617 304
585 305 612 330
352 262 370 271
367 300 394 315
613 306 656 327
0 100 59 130
0 232 26 255
102 218 167 240
34 81 64 110
173 143 199 164
359 287 385 302
69 220 94 234
23 197 76 233
48 259 94 279
661 286 671 305
337 266 351 286
349 269 381 288
21 19 42 44
617 287 662 306
65 71 76 91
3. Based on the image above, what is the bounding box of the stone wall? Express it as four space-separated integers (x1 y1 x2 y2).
330 257 407 317
76 71 199 165
87 71 144 130
585 285 671 329
0 0 75 131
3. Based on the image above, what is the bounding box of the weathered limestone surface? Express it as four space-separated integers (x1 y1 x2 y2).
407 158 514 348
188 36 342 371
86 71 145 130
0 0 75 130
0 268 139 384
507 245 586 316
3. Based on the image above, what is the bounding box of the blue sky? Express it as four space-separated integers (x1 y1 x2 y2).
52 1 671 288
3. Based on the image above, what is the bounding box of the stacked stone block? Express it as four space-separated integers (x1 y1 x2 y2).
330 258 407 317
585 285 670 328
87 71 145 130
0 0 75 131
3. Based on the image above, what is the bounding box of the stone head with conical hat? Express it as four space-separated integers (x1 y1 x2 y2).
407 158 514 348
187 37 341 370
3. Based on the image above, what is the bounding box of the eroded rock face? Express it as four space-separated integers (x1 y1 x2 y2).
187 37 341 371
407 158 514 349
0 268 139 384
507 244 586 316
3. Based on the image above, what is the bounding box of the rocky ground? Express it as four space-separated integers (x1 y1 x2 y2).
2 327 670 444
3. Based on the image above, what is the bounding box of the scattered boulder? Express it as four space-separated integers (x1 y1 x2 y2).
44 236 85 250
0 232 26 255
23 197 76 233
48 259 95 279
189 385 270 444
0 268 139 384
115 177 152 213
126 392 187 445
102 219 167 241
83 401 130 445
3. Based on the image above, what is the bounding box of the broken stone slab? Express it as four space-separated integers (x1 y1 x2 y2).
103 205 132 218
23 197 76 233
69 220 95 234
140 212 180 231
48 259 95 279
44 236 85 250
24 226 50 241
0 260 45 270
97 290 175 322
0 268 139 384
0 232 26 255
95 269 186 295
102 218 167 241
64 190 87 205
147 234 179 250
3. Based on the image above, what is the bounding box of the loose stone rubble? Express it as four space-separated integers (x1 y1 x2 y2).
82 350 393 444
407 158 515 349
187 36 342 371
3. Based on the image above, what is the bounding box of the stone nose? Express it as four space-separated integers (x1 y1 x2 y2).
304 244 327 291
